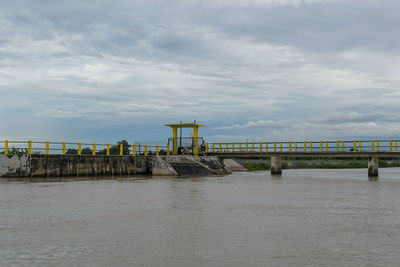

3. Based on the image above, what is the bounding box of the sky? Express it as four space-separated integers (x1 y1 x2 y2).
1 0 400 144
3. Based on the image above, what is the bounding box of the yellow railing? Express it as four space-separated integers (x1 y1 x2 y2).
0 140 170 156
205 139 398 153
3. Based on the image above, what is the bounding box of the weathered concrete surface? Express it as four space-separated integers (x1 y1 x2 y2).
271 156 282 175
368 156 379 177
0 154 30 177
223 159 248 172
0 154 229 178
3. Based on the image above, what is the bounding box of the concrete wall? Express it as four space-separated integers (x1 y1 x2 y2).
0 154 230 178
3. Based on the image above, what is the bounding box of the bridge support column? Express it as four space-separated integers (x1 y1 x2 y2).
271 156 282 175
368 157 378 177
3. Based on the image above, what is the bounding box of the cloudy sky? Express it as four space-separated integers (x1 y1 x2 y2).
1 0 399 144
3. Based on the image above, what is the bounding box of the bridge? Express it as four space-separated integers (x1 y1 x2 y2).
204 140 400 177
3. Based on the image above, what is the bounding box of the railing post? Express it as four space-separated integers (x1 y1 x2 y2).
166 145 170 155
342 141 345 152
120 144 123 155
144 145 148 156
320 141 322 152
62 142 66 155
390 140 393 152
93 143 96 155
245 142 248 152
259 142 262 152
303 141 306 152
309 142 313 152
273 141 277 152
156 145 159 156
4 140 8 155
358 140 362 152
295 142 298 152
28 140 32 154
78 142 81 155
225 143 228 152
336 140 339 152
289 141 292 152
371 140 375 152
132 144 136 156
325 141 328 152
205 142 209 152
212 143 215 152
46 141 50 155
106 144 110 156
353 140 356 152
376 140 380 152
395 140 398 151
238 143 241 152
219 142 222 152
280 142 283 152
265 142 268 152
232 142 235 152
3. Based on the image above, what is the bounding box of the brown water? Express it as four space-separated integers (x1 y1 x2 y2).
1 169 400 266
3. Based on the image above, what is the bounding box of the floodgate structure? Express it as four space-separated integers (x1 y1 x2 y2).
1 122 400 178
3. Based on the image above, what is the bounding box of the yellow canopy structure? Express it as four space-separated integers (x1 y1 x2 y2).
164 122 204 155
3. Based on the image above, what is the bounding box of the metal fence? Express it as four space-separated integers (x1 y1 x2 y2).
0 140 169 156
205 140 399 153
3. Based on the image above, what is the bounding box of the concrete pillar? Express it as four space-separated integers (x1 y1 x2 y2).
368 157 378 177
271 156 282 175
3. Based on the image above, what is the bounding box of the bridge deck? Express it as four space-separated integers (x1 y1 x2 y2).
206 152 400 158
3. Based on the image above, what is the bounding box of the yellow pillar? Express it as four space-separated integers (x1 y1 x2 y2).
295 142 298 152
46 141 50 155
245 142 248 152
156 145 159 156
336 140 339 152
280 142 283 152
172 127 178 155
289 141 292 152
144 145 148 156
78 142 81 155
193 126 199 156
232 142 235 152
166 145 170 155
371 140 375 152
28 140 32 154
342 141 345 152
219 142 222 152
390 140 393 152
376 140 380 152
4 140 8 155
205 142 209 152
212 143 215 152
259 142 262 152
238 143 241 152
395 140 398 151
353 140 356 152
320 141 322 152
225 143 228 152
120 144 123 155
273 141 276 152
326 141 328 152
62 142 66 155
358 140 362 152
93 143 96 155
132 144 136 156
106 144 110 156
265 142 268 152
309 142 313 152
304 141 306 152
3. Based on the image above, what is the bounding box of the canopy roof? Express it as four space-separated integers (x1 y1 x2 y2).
164 123 204 128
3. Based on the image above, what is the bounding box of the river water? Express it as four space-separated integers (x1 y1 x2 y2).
1 168 400 266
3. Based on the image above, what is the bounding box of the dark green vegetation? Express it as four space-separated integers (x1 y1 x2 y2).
242 158 400 171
